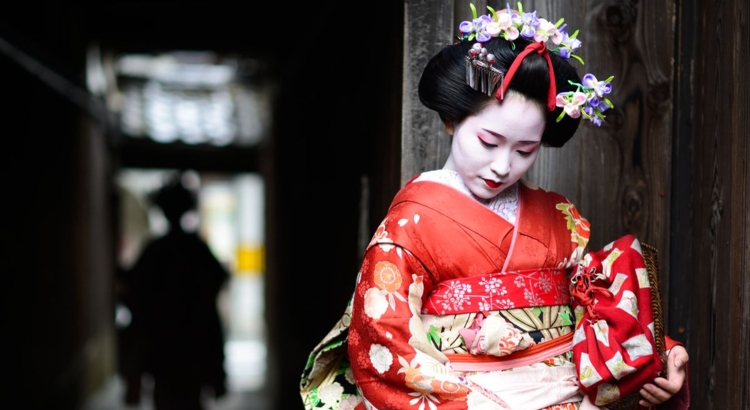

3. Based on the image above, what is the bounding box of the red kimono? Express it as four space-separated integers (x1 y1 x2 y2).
300 174 688 410
347 177 590 409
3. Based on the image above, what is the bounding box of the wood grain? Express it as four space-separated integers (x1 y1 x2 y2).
689 0 750 408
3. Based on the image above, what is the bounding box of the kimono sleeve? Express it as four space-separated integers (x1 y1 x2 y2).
553 198 591 269
348 244 484 410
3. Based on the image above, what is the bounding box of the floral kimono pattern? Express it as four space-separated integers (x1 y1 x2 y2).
302 178 591 410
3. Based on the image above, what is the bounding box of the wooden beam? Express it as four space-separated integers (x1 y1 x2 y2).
117 137 260 173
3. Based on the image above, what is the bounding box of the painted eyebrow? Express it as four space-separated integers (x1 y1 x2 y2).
481 128 541 145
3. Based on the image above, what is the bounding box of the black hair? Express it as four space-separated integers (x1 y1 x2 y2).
151 176 197 225
418 37 582 147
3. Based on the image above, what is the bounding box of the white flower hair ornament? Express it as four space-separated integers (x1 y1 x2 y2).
460 2 615 127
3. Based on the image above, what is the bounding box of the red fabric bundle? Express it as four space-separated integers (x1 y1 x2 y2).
571 234 663 407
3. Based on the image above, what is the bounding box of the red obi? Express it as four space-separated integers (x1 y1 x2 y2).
421 267 570 315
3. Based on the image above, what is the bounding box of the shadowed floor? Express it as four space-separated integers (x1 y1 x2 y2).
84 375 270 410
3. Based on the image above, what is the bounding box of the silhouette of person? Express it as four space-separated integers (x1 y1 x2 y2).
119 173 229 410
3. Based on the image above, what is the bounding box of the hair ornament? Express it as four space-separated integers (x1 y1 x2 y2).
501 41 557 111
459 2 616 127
466 43 504 97
555 74 614 126
459 2 584 64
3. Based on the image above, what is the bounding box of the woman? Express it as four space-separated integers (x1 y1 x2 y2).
301 4 688 409
121 175 229 410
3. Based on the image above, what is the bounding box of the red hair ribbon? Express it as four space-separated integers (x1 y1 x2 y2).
495 41 557 111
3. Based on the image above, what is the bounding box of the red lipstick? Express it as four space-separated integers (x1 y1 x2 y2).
484 179 501 189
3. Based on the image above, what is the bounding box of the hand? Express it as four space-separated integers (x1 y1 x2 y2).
638 345 689 407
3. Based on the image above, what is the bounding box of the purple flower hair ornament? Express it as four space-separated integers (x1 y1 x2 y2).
459 11 495 42
558 30 583 64
555 74 615 126
458 2 584 64
459 3 615 127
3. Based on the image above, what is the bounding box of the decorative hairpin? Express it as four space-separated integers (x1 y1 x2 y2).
466 43 504 97
459 2 615 127
555 74 614 126
459 2 584 64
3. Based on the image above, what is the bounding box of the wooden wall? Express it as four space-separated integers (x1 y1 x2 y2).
687 0 750 408
3 28 116 409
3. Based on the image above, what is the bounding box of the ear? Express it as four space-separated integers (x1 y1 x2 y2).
444 122 454 135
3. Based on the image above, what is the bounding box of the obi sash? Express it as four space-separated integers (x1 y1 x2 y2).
445 332 574 372
421 267 570 315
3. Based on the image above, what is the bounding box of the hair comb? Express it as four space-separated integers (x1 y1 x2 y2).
465 42 504 98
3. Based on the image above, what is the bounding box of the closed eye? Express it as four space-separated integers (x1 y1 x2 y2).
479 137 496 148
517 150 533 157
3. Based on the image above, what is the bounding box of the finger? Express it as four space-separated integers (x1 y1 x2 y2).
641 383 670 404
653 376 681 394
639 386 661 406
639 387 658 407
675 350 689 368
664 356 688 388
668 346 689 369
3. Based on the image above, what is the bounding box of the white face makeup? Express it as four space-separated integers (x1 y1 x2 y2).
443 93 545 199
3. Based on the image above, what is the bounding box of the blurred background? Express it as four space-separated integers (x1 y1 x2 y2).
3 1 402 409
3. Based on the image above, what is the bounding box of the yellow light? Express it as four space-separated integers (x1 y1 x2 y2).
235 244 264 275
